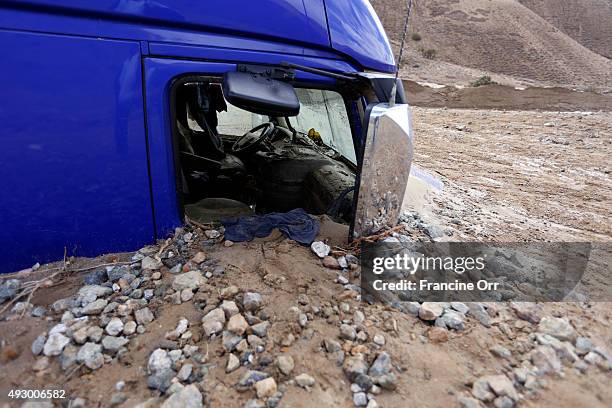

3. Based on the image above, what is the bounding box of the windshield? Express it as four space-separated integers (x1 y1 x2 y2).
217 88 356 164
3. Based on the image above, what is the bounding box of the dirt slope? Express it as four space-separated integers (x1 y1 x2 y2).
370 0 612 90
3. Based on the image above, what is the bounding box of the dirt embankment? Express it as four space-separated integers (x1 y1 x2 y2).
404 81 612 112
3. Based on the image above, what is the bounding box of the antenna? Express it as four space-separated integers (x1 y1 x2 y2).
389 0 414 107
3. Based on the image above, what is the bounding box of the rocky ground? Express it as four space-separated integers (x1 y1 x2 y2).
0 106 610 408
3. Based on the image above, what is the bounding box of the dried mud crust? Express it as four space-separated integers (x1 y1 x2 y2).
410 107 612 242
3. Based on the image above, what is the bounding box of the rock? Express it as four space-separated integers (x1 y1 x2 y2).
343 356 369 381
72 327 89 345
0 279 21 304
123 321 137 336
224 240 234 247
494 396 515 408
220 285 239 299
510 302 541 324
458 396 484 408
87 326 104 342
468 303 491 327
227 314 249 335
311 241 330 258
148 368 176 393
369 352 392 377
295 373 315 388
450 302 470 314
78 285 112 304
243 292 262 312
161 384 202 408
180 289 194 302
32 333 46 356
81 299 108 315
172 271 206 292
472 378 495 402
485 375 518 401
142 256 162 270
220 300 240 318
436 310 465 330
226 353 240 373
102 336 129 353
538 317 576 342
201 308 226 337
255 378 277 399
135 307 155 325
106 318 124 336
322 256 341 269
204 229 220 239
238 370 270 389
191 252 207 264
77 342 104 370
149 348 172 373
84 269 108 285
531 345 562 374
32 356 50 372
372 334 385 346
427 327 449 343
340 324 357 341
353 392 368 406
366 400 378 408
419 302 444 321
222 331 243 352
43 332 70 356
324 339 342 353
59 345 78 370
276 355 294 376
51 297 73 313
177 363 193 381
490 345 512 360
575 337 593 356
249 321 270 338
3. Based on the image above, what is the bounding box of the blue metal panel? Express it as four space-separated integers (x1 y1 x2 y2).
324 0 396 73
0 0 330 48
0 30 154 273
143 57 356 238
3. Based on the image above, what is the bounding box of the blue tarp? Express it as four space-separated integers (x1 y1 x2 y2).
222 208 319 245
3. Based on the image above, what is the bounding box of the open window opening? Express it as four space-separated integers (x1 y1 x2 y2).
171 76 358 226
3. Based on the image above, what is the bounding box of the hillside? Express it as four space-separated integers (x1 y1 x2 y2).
370 0 612 91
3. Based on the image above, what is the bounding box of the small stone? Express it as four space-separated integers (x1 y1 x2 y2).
177 363 193 381
575 337 593 356
243 292 262 312
276 355 294 375
149 348 172 373
106 318 124 336
238 370 269 388
225 353 240 373
72 327 89 345
490 345 512 360
220 285 239 299
87 326 104 342
191 252 207 264
538 317 576 342
110 393 128 407
222 331 243 352
148 368 176 393
450 302 469 314
172 271 206 292
220 301 240 318
322 256 341 269
298 313 308 328
181 289 194 302
227 314 249 335
366 400 378 408
458 396 483 408
468 303 491 327
373 334 385 346
472 378 495 402
161 384 202 408
343 356 368 381
369 352 392 377
224 240 234 247
340 324 357 341
142 256 162 270
486 375 518 401
77 342 104 370
32 333 47 355
311 241 330 258
249 321 270 338
510 302 541 324
295 373 315 388
201 308 226 337
204 229 220 239
353 392 368 406
32 356 50 372
436 310 465 331
81 299 108 315
169 264 183 274
123 321 137 335
255 377 277 399
135 307 155 325
102 336 129 353
419 302 444 321
494 396 515 408
43 332 70 356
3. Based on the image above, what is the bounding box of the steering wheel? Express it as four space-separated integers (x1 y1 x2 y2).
231 122 275 154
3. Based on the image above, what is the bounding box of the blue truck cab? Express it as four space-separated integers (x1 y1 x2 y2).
0 0 412 273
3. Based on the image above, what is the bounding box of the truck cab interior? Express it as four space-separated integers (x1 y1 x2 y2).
172 75 359 226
